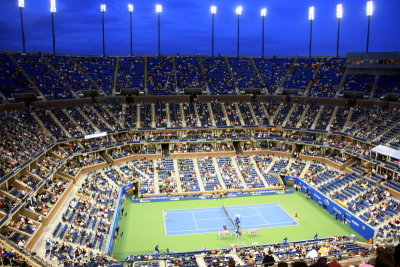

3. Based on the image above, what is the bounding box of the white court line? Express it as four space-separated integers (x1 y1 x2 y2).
167 203 280 214
196 217 227 221
168 208 222 214
244 221 298 228
163 210 168 236
167 227 223 233
225 203 280 209
272 203 298 224
167 220 297 233
195 214 260 221
253 207 270 225
191 211 199 231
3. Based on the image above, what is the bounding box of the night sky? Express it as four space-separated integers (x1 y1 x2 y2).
0 0 399 57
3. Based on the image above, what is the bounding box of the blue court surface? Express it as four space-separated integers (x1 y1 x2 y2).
165 203 298 236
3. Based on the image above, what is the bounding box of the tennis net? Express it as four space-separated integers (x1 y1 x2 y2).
222 204 235 226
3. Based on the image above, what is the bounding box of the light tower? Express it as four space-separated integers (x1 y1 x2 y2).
366 1 374 53
261 8 267 57
210 5 217 56
308 6 315 58
235 6 243 57
50 0 57 55
156 4 163 56
336 4 343 57
128 4 134 56
18 0 26 53
100 4 106 56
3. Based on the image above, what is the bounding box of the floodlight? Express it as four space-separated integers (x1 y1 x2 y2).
309 6 315 21
261 8 267 17
366 1 374 16
210 5 217 15
18 0 24 8
101 4 106 13
128 4 134 13
336 4 343 19
236 6 243 16
50 0 56 13
156 4 162 13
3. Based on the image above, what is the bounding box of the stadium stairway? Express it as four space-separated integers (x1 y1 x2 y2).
172 158 184 193
295 104 310 128
195 254 207 267
172 57 179 89
373 120 400 142
268 103 281 125
77 107 100 132
250 58 264 88
179 103 187 128
193 103 202 127
282 104 297 127
335 69 348 97
299 161 312 177
30 111 54 139
211 157 227 189
69 57 104 95
90 106 115 131
207 103 217 127
134 104 141 128
45 57 79 99
120 104 127 126
197 57 210 94
112 57 119 96
224 57 239 94
326 106 339 131
48 111 72 138
369 75 379 99
275 59 295 93
8 53 45 99
234 103 246 126
304 61 323 96
132 165 152 180
165 103 171 127
249 156 269 187
153 160 160 194
246 102 259 125
231 157 249 189
143 57 148 94
311 105 325 129
341 158 359 171
99 169 120 188
355 196 388 217
315 172 342 188
102 105 124 129
149 104 155 128
62 108 87 135
99 151 113 165
192 159 206 192
253 156 277 176
343 108 354 130
220 103 230 126
233 254 245 266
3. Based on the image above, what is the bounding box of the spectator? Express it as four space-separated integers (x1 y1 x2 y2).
263 250 276 267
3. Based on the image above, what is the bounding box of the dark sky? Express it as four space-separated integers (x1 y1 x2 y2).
0 0 399 57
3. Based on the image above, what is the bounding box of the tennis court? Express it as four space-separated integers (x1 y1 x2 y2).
165 203 298 236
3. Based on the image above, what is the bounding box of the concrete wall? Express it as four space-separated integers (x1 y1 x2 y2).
33 98 93 109
134 95 190 103
0 102 26 113
197 95 252 102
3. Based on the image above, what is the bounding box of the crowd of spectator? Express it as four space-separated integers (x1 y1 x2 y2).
2 99 400 180
26 177 71 218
